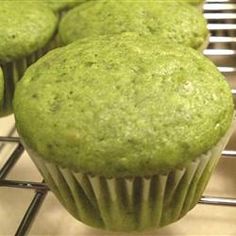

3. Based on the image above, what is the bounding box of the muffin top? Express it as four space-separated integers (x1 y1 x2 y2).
0 2 58 62
14 33 233 177
176 0 204 5
39 0 86 13
59 1 208 49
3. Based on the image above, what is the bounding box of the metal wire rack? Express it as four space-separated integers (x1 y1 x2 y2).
0 0 236 235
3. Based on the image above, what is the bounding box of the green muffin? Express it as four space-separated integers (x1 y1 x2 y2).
59 1 208 50
14 33 234 231
0 2 57 117
43 0 204 10
176 0 204 5
38 0 87 14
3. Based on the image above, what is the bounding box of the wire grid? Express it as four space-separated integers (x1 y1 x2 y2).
0 0 236 235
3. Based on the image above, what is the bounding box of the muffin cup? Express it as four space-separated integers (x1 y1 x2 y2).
25 120 234 232
0 37 58 117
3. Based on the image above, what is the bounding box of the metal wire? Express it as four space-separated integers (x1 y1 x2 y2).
0 136 20 143
210 36 236 42
204 3 236 11
15 184 48 236
204 49 236 55
0 143 24 180
199 196 236 206
0 0 235 235
0 180 49 191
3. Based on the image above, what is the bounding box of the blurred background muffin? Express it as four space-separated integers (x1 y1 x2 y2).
0 2 58 117
176 0 204 6
39 0 89 16
59 1 209 50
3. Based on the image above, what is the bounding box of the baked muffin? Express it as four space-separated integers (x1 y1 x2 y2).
179 0 205 10
0 2 57 117
14 33 234 232
37 0 90 48
39 0 88 15
177 0 204 5
59 1 209 50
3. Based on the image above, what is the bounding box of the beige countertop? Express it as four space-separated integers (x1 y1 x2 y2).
0 115 236 236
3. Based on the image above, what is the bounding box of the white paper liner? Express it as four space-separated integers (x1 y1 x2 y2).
28 120 235 232
0 37 58 117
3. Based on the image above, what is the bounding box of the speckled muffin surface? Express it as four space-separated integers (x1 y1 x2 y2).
175 0 204 5
0 2 58 62
59 1 208 49
14 34 233 177
39 0 87 12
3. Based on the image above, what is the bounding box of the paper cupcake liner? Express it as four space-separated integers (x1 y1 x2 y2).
0 38 58 117
27 121 234 232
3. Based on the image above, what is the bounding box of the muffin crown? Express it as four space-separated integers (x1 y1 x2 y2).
14 34 234 177
40 0 86 13
59 1 208 49
175 0 204 5
0 2 57 62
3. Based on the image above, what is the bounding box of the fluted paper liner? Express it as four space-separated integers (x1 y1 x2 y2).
0 36 58 117
28 120 234 232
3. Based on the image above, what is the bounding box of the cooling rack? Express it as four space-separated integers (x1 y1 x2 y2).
0 0 236 235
